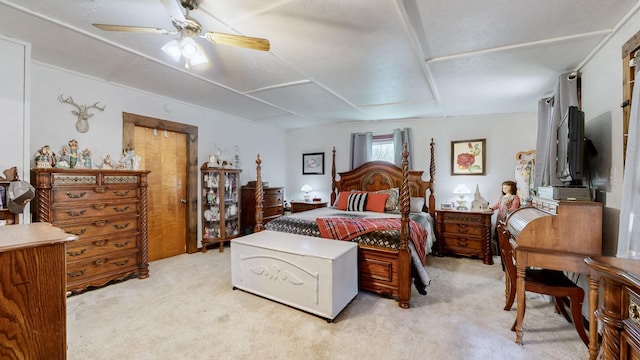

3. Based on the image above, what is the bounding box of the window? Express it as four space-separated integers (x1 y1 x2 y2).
371 134 394 163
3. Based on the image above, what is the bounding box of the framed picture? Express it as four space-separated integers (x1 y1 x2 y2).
302 152 325 175
451 139 486 175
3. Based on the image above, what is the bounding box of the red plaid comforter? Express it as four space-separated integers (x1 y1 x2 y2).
315 217 427 265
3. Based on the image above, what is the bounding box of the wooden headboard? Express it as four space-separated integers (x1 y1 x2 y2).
330 139 436 218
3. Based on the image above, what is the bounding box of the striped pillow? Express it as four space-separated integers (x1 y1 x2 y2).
346 192 368 211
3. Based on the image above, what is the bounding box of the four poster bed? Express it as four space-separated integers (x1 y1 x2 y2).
252 140 436 308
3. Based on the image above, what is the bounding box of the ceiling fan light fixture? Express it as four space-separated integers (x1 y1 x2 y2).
180 36 199 58
161 40 183 62
161 37 208 69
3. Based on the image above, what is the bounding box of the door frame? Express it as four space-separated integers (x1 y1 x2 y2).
122 112 199 254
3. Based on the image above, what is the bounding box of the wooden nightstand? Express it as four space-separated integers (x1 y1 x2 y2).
435 208 493 265
291 201 327 213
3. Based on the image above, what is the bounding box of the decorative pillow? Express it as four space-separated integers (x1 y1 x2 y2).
365 193 389 213
346 192 368 211
410 197 425 213
335 191 352 210
374 188 400 213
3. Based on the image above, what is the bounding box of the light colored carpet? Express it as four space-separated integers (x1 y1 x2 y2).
67 251 589 360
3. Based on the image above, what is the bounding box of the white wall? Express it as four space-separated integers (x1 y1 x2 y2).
580 7 640 254
29 63 287 188
0 35 30 180
285 113 537 225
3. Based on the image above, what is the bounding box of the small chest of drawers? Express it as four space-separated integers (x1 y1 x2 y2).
435 209 493 265
31 168 150 294
241 182 284 233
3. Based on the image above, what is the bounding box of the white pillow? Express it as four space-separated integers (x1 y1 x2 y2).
410 197 425 213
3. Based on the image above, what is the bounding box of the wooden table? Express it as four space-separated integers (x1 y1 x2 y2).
512 242 599 359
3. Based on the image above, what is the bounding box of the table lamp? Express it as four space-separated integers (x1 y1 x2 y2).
301 184 312 202
452 184 471 210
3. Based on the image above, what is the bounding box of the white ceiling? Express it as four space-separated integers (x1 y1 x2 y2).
0 0 638 130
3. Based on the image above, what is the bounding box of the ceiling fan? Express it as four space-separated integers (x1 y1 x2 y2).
93 0 270 68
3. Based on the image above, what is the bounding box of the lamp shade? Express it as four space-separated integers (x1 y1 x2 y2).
301 184 312 192
452 184 471 195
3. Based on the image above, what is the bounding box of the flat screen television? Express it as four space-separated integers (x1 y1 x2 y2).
556 106 585 185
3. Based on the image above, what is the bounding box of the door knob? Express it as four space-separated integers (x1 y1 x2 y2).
180 199 188 204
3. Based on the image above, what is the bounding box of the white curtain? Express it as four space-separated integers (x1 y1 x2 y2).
617 63 640 258
533 98 553 189
393 128 413 169
350 132 372 169
533 72 579 189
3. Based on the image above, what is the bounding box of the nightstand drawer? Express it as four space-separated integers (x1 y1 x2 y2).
443 236 483 251
443 223 483 237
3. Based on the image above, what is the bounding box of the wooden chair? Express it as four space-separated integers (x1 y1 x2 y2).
497 221 589 346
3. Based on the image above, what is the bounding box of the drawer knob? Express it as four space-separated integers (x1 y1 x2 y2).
113 205 130 213
65 209 87 217
113 240 131 248
114 223 130 230
94 240 106 246
68 269 86 278
67 248 87 257
94 187 106 193
95 220 107 227
630 301 640 326
94 203 106 210
66 228 87 236
113 190 130 197
113 258 130 267
65 191 86 199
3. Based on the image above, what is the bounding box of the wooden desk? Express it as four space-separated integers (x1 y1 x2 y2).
513 244 598 358
0 223 77 359
506 197 602 359
585 256 640 360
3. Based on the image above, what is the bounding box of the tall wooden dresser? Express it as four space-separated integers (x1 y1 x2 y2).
241 181 284 234
31 168 150 294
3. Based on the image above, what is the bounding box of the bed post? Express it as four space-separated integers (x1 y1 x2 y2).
398 142 411 309
428 138 436 219
254 154 264 233
330 146 337 205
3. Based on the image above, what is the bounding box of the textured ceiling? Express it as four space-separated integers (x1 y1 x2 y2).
0 0 637 129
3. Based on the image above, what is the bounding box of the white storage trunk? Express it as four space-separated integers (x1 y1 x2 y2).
231 230 358 321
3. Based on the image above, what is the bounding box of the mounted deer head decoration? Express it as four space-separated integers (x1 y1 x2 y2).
58 94 106 133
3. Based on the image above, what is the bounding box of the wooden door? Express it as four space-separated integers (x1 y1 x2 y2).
134 126 188 261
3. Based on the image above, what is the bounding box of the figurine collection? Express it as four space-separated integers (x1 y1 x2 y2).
34 139 140 170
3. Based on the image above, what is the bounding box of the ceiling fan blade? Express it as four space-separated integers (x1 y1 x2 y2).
93 24 175 35
203 32 270 52
160 0 186 22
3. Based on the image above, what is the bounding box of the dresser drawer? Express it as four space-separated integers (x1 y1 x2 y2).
52 201 139 222
52 185 139 204
264 191 284 206
443 236 483 251
263 206 284 218
443 222 483 237
66 250 139 283
59 217 139 238
66 234 138 259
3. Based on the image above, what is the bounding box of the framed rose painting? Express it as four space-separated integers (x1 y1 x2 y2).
451 139 486 175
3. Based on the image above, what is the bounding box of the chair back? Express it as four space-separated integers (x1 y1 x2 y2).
497 221 516 280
